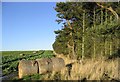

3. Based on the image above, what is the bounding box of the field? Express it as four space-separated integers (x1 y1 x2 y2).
1 50 120 81
1 50 54 80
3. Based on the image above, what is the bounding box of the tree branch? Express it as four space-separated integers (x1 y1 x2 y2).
66 20 73 29
96 2 119 21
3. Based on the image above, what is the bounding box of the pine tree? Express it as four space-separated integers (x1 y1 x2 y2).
53 2 120 59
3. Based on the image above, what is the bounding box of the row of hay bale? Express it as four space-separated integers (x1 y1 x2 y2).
19 51 39 56
18 57 65 78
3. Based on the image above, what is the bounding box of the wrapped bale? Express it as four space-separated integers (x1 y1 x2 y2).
18 60 38 78
51 57 65 72
20 53 24 56
36 58 52 74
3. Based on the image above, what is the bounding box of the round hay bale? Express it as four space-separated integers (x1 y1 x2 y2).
36 58 52 74
20 53 24 56
18 60 38 78
51 57 65 72
33 51 38 54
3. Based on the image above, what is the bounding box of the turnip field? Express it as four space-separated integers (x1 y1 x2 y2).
1 50 54 80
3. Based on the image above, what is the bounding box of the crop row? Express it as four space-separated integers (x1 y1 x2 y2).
2 50 54 76
2 50 44 64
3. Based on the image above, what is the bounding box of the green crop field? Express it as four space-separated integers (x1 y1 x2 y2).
1 50 54 80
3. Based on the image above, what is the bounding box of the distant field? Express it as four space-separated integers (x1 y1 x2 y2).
1 50 54 77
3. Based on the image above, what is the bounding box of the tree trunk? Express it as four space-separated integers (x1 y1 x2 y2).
66 20 76 59
105 9 108 24
72 41 76 59
100 8 104 56
67 41 72 58
82 11 85 60
67 40 76 59
110 36 112 56
101 8 103 25
93 8 96 59
104 39 107 56
104 9 108 56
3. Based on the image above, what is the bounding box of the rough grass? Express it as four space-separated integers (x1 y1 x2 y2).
69 58 119 80
43 54 120 80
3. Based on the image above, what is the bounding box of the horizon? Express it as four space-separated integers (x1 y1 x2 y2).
1 48 53 51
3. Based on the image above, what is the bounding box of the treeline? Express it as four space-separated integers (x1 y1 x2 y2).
53 2 120 59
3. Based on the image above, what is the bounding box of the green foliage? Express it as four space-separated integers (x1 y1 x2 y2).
53 27 71 55
53 2 120 59
21 74 42 80
2 50 54 76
